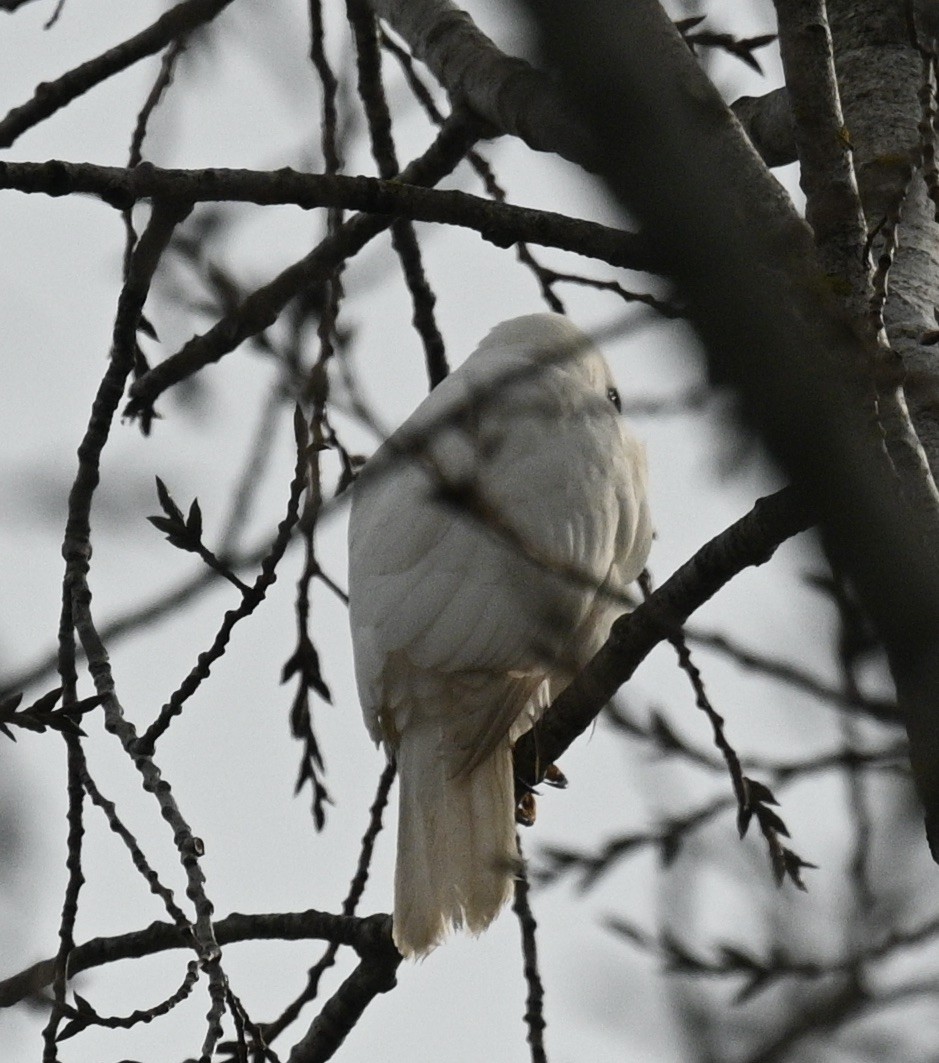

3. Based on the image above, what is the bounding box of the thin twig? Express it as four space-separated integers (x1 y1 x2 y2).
349 0 448 386
122 111 488 427
261 762 396 1047
0 0 236 148
138 409 310 753
513 836 547 1063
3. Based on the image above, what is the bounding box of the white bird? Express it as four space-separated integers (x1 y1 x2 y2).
348 313 652 957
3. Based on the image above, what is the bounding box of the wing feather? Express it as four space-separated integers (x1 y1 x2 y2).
349 314 652 757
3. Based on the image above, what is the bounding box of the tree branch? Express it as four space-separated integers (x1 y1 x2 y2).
0 158 654 274
0 0 236 148
514 488 813 790
730 88 797 167
285 925 401 1063
365 0 594 166
0 911 395 1009
772 0 870 310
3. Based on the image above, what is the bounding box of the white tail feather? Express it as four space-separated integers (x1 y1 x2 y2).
393 723 520 957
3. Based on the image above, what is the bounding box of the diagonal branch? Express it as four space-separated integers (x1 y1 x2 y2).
514 488 813 791
0 0 236 148
365 0 594 166
123 112 479 427
285 937 401 1063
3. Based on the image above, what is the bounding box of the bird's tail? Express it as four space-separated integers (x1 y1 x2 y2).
393 724 520 958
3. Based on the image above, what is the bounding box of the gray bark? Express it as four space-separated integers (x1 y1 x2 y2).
366 0 594 165
829 1 939 474
774 0 939 533
731 88 797 167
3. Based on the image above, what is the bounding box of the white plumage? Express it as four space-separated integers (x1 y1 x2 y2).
348 313 652 957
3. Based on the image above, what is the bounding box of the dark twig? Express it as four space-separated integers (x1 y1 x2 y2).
55 961 200 1040
639 573 747 824
223 981 279 1063
532 269 682 319
137 408 311 753
349 0 448 386
640 569 811 891
0 160 660 289
0 0 235 148
514 488 813 794
281 6 347 831
261 762 396 1047
42 730 86 1060
0 912 397 1009
80 763 191 927
128 40 186 170
285 413 334 831
43 0 67 30
513 837 547 1063
284 919 401 1063
309 0 343 179
290 0 348 822
148 476 253 594
379 26 567 315
123 36 187 290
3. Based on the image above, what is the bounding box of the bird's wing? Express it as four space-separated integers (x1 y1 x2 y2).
349 366 646 758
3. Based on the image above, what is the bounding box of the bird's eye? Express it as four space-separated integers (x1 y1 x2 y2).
607 386 621 412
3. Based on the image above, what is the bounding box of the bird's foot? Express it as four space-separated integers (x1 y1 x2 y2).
516 791 537 826
544 763 568 789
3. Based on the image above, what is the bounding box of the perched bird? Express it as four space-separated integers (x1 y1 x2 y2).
348 313 652 957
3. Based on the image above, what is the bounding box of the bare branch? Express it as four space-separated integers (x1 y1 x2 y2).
0 0 236 148
366 0 594 166
0 912 396 1009
285 933 401 1063
512 838 547 1063
0 158 656 275
731 88 797 167
514 488 813 792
